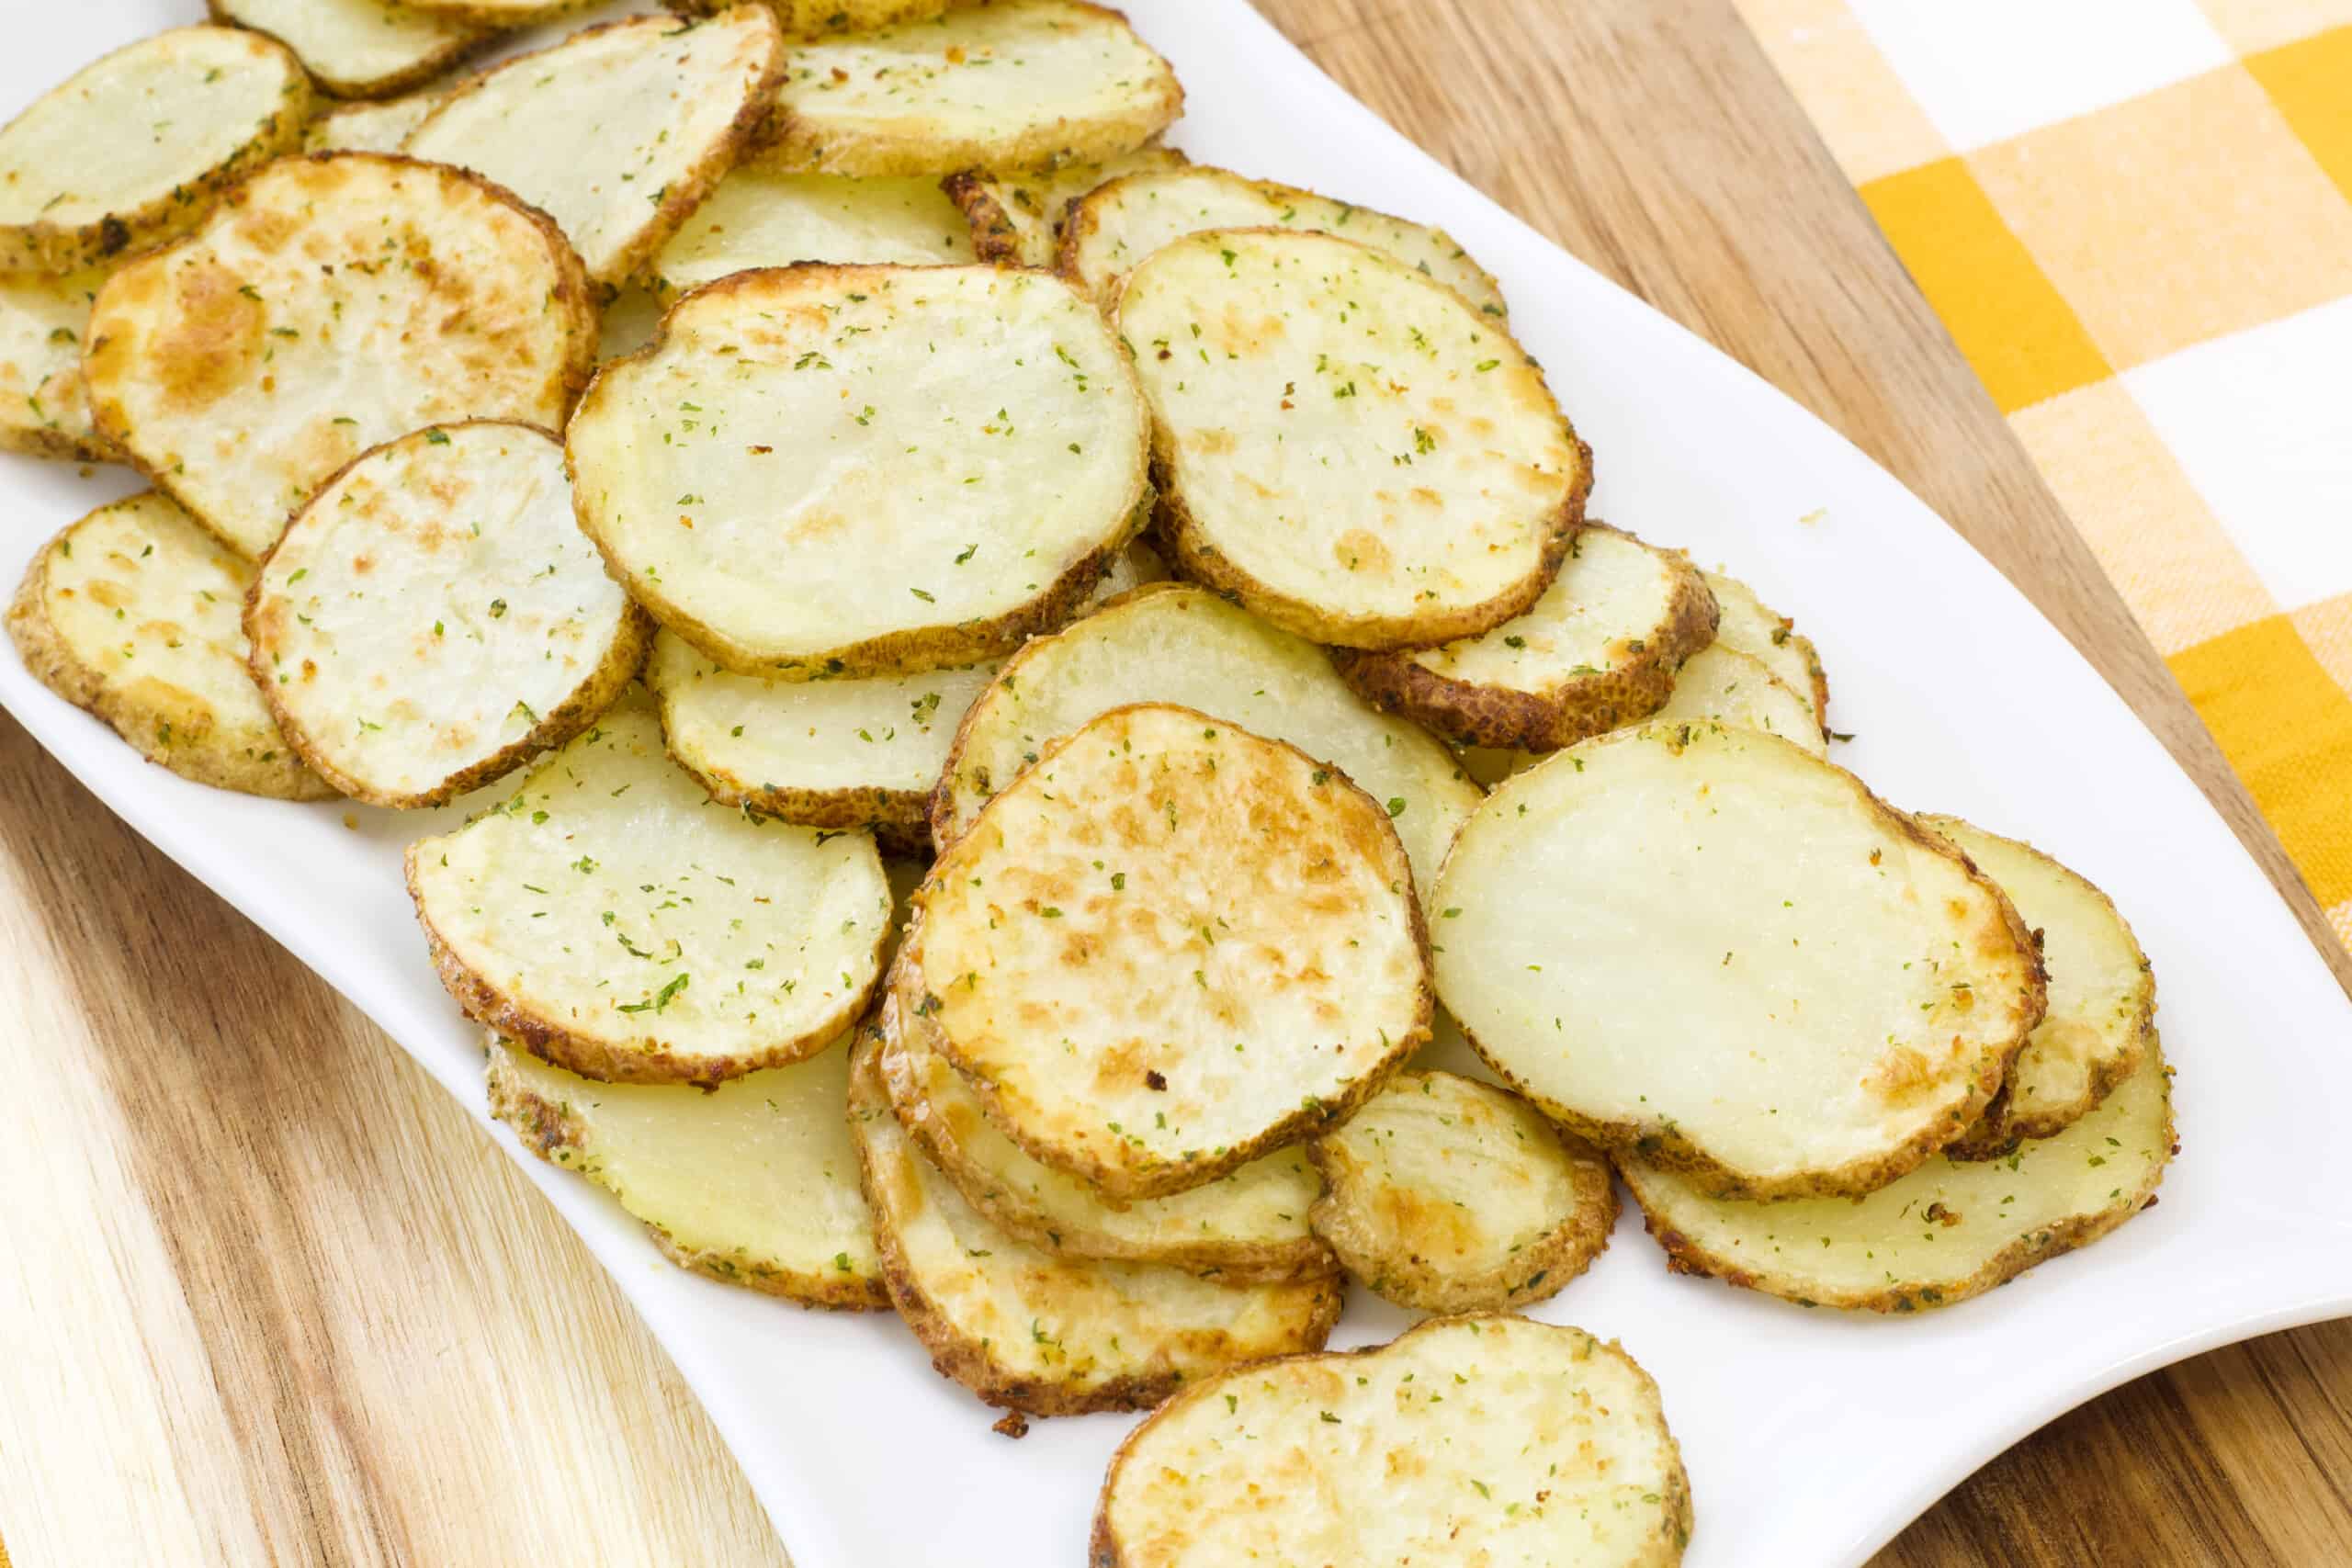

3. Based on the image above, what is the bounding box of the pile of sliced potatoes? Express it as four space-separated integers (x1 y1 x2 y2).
1 3 2177 1559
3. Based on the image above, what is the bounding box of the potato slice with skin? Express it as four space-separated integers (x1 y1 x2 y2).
0 27 311 275
1921 815 2155 1157
1705 569 1827 732
943 144 1188 267
396 0 595 23
1091 1314 1692 1568
653 172 974 300
85 152 597 559
1120 229 1589 650
7 493 332 800
247 422 651 808
880 966 1335 1282
490 1032 887 1308
407 694 893 1085
1059 164 1507 316
209 0 485 100
667 0 967 35
568 263 1149 679
1438 724 2045 1201
756 0 1182 177
1309 1070 1616 1314
0 268 113 462
917 703 1432 1201
304 93 447 155
1335 525 1717 750
403 7 786 290
848 1031 1342 1415
1628 1040 2174 1313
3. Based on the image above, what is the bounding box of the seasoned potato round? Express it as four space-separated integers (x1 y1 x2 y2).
303 92 447 155
652 171 975 299
1921 815 2155 1156
568 263 1149 679
1308 1070 1616 1314
0 267 112 462
0 27 311 274
666 0 965 34
8 492 332 800
1437 724 2046 1200
1093 1314 1692 1568
1060 164 1506 314
490 1031 886 1308
210 0 485 100
916 703 1431 1200
1628 1040 2174 1313
1334 525 1717 750
247 422 650 808
1119 229 1589 649
847 1031 1342 1416
396 0 595 23
1704 569 1826 732
85 153 597 558
1648 644 1823 755
407 694 893 1086
757 0 1182 177
944 144 1188 267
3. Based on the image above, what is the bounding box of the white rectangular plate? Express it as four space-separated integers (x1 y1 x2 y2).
12 5 2352 1564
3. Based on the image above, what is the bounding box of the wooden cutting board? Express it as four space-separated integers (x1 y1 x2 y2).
4 2 2348 1564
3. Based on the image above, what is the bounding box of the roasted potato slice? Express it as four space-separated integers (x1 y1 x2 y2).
407 693 892 1085
1308 1070 1615 1314
1334 525 1715 750
916 704 1430 1200
247 422 650 807
1092 1314 1692 1567
757 0 1182 177
943 143 1187 266
1628 1040 2174 1313
302 91 447 154
0 267 113 462
490 1031 887 1308
1437 724 2046 1200
1119 229 1588 650
1921 815 2156 1156
210 0 485 100
8 492 332 800
0 27 311 275
395 0 595 23
568 263 1149 679
652 171 974 299
1704 569 1826 732
849 1030 1341 1415
403 6 785 289
85 152 596 558
667 0 968 35
1059 164 1505 314
596 286 665 364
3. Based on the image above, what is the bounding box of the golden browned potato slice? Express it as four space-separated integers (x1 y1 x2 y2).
943 143 1187 266
302 92 447 154
878 967 1334 1282
491 1031 887 1308
7 492 332 800
210 0 485 100
394 0 595 24
931 581 1478 904
403 7 785 290
652 172 974 300
0 27 311 275
1334 525 1715 750
567 264 1149 679
1308 1070 1616 1314
1704 569 1826 733
85 153 596 559
848 1031 1342 1415
916 704 1431 1201
757 0 1182 177
1059 164 1506 315
667 0 967 36
1437 725 2046 1201
0 268 113 461
407 693 893 1085
1092 1314 1692 1567
1119 229 1588 650
1627 1040 2174 1313
1920 815 2156 1157
247 422 650 807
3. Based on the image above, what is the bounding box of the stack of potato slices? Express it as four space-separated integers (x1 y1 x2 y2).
2 4 2187 1555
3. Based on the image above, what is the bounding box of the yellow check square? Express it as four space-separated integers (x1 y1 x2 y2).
2247 25 2352 203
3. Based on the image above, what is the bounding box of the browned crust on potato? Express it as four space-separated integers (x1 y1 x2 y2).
393 0 601 27
1087 1314 1694 1567
0 417 120 465
664 0 956 34
1329 523 1717 752
243 419 652 808
205 0 494 99
939 170 1024 264
7 513 337 801
0 30 314 274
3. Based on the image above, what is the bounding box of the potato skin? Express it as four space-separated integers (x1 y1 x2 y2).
940 171 1024 264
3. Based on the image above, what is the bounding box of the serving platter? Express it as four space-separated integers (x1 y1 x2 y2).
9 3 2352 1564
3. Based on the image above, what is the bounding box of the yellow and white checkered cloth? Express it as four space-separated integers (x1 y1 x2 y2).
1733 0 2352 951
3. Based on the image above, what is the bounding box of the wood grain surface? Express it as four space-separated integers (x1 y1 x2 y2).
3 2 2347 1566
